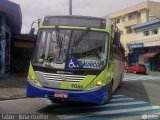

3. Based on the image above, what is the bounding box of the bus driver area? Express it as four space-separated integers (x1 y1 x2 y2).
67 46 105 69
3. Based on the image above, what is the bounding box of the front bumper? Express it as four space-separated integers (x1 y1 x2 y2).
27 80 111 104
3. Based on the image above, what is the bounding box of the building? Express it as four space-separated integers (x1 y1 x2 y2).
106 1 160 55
130 20 160 71
11 34 35 73
0 0 22 78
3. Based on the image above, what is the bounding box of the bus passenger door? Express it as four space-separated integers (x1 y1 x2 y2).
112 48 122 91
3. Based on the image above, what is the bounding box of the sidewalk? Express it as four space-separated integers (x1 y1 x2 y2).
148 71 160 77
0 74 27 100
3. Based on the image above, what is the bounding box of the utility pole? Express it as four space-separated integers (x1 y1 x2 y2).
69 0 72 15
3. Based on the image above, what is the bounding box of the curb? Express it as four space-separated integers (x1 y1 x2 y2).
0 96 27 101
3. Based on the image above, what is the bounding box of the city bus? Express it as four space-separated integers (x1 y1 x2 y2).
27 15 124 104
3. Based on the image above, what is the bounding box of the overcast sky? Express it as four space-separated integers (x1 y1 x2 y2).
10 0 160 33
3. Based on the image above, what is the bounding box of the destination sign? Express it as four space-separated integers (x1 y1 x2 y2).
43 15 106 29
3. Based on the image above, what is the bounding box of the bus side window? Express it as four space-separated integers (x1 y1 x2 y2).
113 45 117 59
109 37 114 61
113 45 121 61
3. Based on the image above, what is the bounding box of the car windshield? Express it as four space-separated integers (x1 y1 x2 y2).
32 29 108 70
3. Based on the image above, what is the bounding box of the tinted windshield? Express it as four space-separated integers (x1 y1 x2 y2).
32 29 108 70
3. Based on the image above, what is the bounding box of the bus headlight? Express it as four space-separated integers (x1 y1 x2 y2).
96 81 102 86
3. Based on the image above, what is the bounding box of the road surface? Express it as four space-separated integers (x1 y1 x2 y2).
0 73 160 120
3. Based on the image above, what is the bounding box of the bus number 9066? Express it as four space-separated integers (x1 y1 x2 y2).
71 84 83 90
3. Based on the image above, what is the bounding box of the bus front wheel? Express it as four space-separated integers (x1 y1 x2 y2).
103 82 113 104
49 99 62 103
118 74 122 89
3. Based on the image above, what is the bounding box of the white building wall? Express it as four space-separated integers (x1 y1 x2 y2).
133 27 160 47
106 1 160 55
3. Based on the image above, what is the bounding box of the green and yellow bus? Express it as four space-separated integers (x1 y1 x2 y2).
27 15 124 104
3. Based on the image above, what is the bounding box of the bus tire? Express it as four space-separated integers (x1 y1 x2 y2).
103 82 113 104
49 99 62 103
118 75 122 89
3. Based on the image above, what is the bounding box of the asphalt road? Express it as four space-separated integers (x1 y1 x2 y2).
0 73 160 120
0 98 60 120
116 73 160 105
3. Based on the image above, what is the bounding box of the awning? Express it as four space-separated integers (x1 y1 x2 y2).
143 52 159 58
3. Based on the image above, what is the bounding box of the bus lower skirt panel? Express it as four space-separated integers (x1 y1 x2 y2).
27 80 111 104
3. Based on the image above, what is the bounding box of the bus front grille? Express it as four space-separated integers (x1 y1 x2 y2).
36 71 86 82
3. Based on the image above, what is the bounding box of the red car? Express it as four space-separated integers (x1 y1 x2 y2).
126 63 147 74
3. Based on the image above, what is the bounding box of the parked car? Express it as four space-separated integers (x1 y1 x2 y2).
125 63 147 74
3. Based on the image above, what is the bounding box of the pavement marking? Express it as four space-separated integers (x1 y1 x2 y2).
123 74 160 81
59 105 160 120
51 100 148 112
42 94 160 120
110 97 134 101
111 95 127 98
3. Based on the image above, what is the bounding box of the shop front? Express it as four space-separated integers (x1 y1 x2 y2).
127 43 144 65
133 46 160 71
142 52 160 71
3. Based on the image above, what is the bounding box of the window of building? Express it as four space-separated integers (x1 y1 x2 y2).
126 29 132 34
116 18 120 24
122 17 125 22
128 13 139 20
110 18 114 23
152 29 158 35
128 15 131 20
120 31 123 35
144 58 149 63
144 31 149 36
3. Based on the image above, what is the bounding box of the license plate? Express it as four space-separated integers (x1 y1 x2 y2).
54 93 68 98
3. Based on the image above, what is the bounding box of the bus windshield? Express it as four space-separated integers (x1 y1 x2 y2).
32 29 108 70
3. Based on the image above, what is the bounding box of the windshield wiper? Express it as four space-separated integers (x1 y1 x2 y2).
55 27 62 48
55 27 64 59
58 37 64 59
73 28 90 47
68 28 90 56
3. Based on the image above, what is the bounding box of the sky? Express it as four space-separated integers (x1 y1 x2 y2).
9 0 160 33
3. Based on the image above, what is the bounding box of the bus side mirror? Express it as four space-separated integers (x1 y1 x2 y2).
113 32 120 46
28 28 35 40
